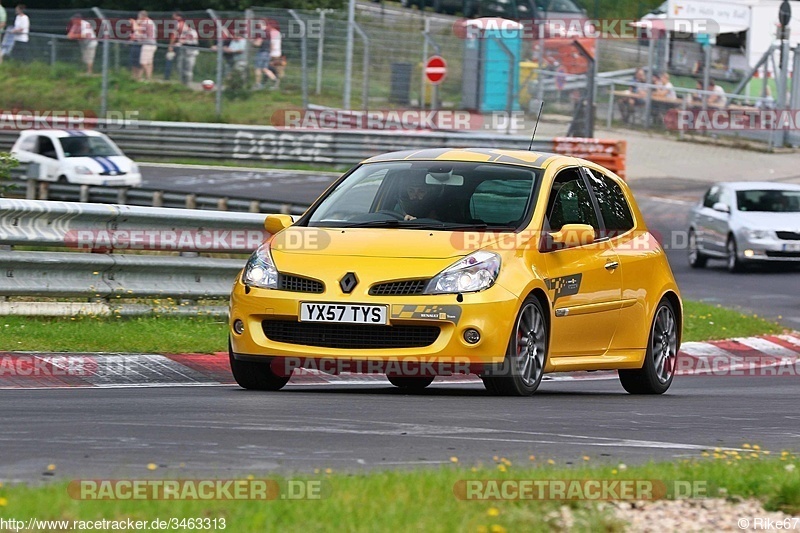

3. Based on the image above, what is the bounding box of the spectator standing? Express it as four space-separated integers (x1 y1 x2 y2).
267 21 284 90
67 14 97 75
136 10 157 82
252 19 275 90
0 4 29 63
167 11 198 85
128 13 143 80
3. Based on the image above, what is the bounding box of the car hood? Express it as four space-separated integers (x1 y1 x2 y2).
272 227 476 259
68 156 134 174
734 211 800 231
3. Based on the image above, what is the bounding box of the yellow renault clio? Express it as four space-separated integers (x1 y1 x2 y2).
229 148 681 396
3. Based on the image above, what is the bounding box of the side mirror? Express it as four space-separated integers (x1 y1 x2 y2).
264 214 293 235
712 202 730 213
548 223 596 249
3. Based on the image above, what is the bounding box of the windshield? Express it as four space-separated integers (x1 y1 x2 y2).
305 161 541 230
736 190 800 213
534 0 584 14
60 136 122 158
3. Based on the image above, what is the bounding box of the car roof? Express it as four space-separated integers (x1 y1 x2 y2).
361 148 571 170
19 129 106 138
717 181 800 192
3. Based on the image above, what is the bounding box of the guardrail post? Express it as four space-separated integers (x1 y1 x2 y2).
152 191 164 207
250 201 260 213
38 182 49 201
26 179 37 200
280 204 291 214
117 188 128 205
217 198 228 211
80 185 90 203
186 194 197 209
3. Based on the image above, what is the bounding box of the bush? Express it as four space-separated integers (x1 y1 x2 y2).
0 152 19 198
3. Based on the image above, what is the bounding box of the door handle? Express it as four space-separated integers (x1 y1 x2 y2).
605 261 620 271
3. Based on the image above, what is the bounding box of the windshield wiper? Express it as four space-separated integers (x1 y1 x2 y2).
344 219 445 228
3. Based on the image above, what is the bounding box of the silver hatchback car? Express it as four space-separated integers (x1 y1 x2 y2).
688 182 800 272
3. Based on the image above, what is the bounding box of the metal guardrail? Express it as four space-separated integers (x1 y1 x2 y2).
5 174 310 216
0 117 620 170
0 198 269 252
0 199 270 309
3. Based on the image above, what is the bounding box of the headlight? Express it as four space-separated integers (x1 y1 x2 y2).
74 166 94 175
743 229 773 240
241 242 278 289
424 251 501 294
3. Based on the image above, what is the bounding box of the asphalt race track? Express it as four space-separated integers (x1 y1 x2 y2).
141 163 800 328
2 376 798 482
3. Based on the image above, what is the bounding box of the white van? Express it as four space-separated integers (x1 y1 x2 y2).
11 129 142 187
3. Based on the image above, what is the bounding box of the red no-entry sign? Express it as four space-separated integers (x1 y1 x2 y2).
424 55 447 85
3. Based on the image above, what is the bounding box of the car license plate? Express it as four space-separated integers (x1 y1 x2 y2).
783 243 800 252
300 303 388 325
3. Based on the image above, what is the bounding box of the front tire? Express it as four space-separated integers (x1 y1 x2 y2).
727 236 744 273
482 296 548 396
619 299 677 394
229 340 291 391
688 229 707 268
387 376 435 390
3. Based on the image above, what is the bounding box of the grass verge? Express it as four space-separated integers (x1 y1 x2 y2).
0 300 787 353
0 455 797 532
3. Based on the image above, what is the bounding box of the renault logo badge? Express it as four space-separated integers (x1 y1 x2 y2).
339 272 358 293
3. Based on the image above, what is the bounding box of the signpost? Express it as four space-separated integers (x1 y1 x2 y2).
424 55 446 112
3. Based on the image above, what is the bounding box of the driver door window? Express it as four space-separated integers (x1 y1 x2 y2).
36 136 58 159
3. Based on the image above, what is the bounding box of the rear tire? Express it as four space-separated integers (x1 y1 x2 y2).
228 340 291 391
688 230 707 268
482 296 548 396
387 376 435 390
619 298 677 394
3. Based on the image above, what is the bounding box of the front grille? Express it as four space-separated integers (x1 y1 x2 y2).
262 320 440 349
766 251 800 258
278 274 324 293
776 231 800 241
369 279 429 296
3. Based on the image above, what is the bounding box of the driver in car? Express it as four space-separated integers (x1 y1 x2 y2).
399 171 439 220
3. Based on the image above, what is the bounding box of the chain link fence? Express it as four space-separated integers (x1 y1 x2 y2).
2 6 800 146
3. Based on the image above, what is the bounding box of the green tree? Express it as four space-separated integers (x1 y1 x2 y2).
0 152 19 198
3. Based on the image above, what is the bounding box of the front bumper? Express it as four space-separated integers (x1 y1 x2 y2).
737 233 800 262
229 278 522 371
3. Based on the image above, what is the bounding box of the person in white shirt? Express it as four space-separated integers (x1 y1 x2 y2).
267 22 284 90
708 79 727 107
655 72 676 100
67 14 97 74
1 4 29 63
